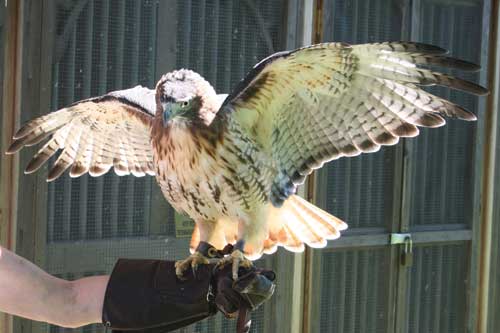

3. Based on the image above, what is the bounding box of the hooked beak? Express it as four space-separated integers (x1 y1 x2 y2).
162 102 172 127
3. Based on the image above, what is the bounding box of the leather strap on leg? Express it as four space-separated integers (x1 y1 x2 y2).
196 241 234 259
236 304 251 333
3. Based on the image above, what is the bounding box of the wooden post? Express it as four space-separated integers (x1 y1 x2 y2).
302 1 322 332
477 0 499 331
0 0 22 332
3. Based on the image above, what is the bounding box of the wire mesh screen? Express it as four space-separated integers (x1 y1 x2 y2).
407 244 468 333
175 0 285 93
408 1 483 228
315 2 483 333
320 0 406 229
43 1 162 331
32 0 292 332
48 0 157 244
313 2 405 332
318 248 391 332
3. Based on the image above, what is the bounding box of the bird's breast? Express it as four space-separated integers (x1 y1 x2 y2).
152 123 275 221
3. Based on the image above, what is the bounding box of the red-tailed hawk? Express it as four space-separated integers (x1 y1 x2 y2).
7 42 487 277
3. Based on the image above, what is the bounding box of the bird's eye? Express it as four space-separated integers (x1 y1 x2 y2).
181 101 189 108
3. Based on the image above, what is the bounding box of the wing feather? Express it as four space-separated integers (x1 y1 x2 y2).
7 86 156 181
216 42 487 206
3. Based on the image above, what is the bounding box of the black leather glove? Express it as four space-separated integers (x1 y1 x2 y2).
213 264 276 317
212 264 276 333
102 256 276 333
198 241 277 331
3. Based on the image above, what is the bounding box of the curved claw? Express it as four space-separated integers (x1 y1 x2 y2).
216 249 253 280
175 251 210 279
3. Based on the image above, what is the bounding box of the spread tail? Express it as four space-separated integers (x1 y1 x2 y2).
188 195 347 259
265 195 347 254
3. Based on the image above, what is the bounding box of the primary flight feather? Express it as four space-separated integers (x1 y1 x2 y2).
7 42 487 273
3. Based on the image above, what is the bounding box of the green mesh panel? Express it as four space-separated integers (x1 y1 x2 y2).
48 0 158 245
408 244 468 333
175 0 286 93
320 0 405 229
318 248 391 332
315 2 404 332
408 1 483 228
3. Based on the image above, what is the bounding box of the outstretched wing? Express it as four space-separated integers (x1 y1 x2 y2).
217 42 487 204
7 86 157 181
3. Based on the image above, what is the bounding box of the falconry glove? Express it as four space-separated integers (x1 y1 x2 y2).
212 264 276 333
213 264 276 317
102 257 276 333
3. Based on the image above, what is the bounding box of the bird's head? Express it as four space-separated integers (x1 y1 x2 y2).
155 69 218 128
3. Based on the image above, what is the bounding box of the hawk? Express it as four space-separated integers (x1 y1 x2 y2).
7 42 487 277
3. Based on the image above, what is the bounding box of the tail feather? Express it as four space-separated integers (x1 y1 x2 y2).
187 195 347 259
283 204 326 248
263 239 278 255
274 195 347 250
288 195 347 238
281 224 305 252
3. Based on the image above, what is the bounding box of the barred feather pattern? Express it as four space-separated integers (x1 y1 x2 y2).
7 42 487 260
6 87 156 180
220 42 487 206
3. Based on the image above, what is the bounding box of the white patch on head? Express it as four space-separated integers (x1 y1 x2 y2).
160 69 204 102
157 69 220 125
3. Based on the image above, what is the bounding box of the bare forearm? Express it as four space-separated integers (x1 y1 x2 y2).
0 246 108 328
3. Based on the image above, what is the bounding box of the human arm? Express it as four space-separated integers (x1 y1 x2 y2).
0 244 275 331
0 245 108 328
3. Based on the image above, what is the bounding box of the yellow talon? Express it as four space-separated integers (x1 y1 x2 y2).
216 249 253 280
175 251 210 279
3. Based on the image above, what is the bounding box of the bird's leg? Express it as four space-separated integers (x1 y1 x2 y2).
175 242 221 279
217 240 253 280
176 221 228 279
174 251 209 279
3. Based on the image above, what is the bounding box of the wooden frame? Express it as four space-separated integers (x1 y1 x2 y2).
478 0 499 331
0 0 23 331
486 1 500 328
1 1 499 332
